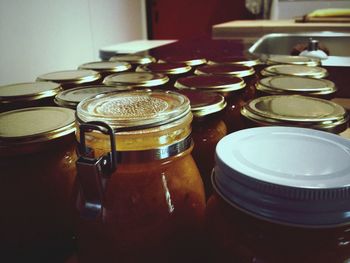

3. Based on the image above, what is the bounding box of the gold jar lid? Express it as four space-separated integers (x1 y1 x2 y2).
257 76 337 96
261 65 328 79
136 62 191 75
55 85 124 108
103 72 169 88
109 54 156 65
0 107 75 144
37 69 101 86
241 95 348 133
195 64 255 78
176 90 226 117
159 55 207 66
266 55 321 66
78 61 131 73
175 75 246 93
0 82 62 104
77 90 191 130
207 56 260 67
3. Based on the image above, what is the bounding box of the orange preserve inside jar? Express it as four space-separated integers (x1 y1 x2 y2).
176 90 227 198
207 126 350 263
175 74 246 133
0 107 77 262
75 90 206 262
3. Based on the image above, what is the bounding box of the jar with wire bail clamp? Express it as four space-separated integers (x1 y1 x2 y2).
207 126 350 263
240 95 349 134
176 90 227 198
175 74 246 133
0 81 62 112
0 107 77 262
37 69 101 90
75 90 206 262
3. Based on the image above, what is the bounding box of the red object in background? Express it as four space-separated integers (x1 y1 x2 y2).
147 0 251 39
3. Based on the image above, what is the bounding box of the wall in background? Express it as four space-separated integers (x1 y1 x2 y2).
0 0 146 85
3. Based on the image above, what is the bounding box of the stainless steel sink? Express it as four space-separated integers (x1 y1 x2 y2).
249 32 350 67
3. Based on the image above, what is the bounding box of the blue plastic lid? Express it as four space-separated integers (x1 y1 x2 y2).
213 126 350 227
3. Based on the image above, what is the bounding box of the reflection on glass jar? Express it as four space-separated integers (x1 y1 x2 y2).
207 127 350 263
194 63 257 100
37 69 102 90
0 81 63 112
103 72 169 91
75 90 206 262
256 75 337 99
78 61 131 79
176 90 227 198
241 95 349 134
136 62 192 89
175 75 246 133
0 107 77 262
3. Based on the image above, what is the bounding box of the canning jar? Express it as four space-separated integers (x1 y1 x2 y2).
176 90 227 198
136 62 192 89
159 54 207 71
256 75 337 99
175 75 246 133
55 85 126 109
260 64 328 79
207 55 261 68
241 95 349 134
75 90 206 262
265 55 321 66
0 81 62 112
207 126 350 263
37 69 101 90
78 61 131 79
0 107 77 262
103 72 169 90
194 64 257 100
109 54 156 70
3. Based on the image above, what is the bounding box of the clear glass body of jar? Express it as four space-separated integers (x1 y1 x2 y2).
0 107 77 262
75 91 206 262
206 192 350 263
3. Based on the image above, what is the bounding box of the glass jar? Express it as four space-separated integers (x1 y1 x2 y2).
256 75 337 99
37 69 101 90
0 107 77 262
78 61 131 79
260 64 328 79
55 85 126 109
0 81 62 112
103 72 169 90
207 126 350 263
175 75 246 133
207 55 261 68
159 55 207 72
194 64 257 101
241 95 349 134
136 62 192 89
75 90 206 262
176 90 227 198
109 54 156 70
265 55 321 66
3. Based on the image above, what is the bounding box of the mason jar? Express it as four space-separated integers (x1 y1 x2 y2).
256 75 337 99
75 90 206 262
0 81 62 112
194 63 257 100
109 54 156 70
260 64 328 79
265 55 321 66
37 69 101 90
0 107 77 262
207 126 350 263
78 61 131 79
240 95 349 134
159 54 207 72
176 89 227 198
136 62 192 89
103 72 169 90
175 75 246 133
